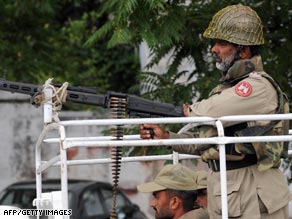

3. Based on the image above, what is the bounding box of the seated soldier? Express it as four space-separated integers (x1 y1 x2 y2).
137 164 209 219
193 170 208 210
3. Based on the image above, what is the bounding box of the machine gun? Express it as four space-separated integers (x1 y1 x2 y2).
0 78 184 219
0 78 183 118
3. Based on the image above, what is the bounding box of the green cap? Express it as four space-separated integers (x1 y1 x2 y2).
137 164 198 193
193 170 208 190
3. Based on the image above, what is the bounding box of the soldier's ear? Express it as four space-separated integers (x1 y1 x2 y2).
239 46 252 59
169 196 181 210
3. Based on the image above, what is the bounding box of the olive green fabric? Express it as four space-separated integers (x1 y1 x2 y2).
137 164 198 192
203 4 264 45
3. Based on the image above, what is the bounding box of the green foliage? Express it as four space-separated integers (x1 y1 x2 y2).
0 0 140 96
258 1 292 95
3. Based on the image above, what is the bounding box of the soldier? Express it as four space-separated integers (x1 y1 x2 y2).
139 4 292 219
193 171 208 210
137 164 209 219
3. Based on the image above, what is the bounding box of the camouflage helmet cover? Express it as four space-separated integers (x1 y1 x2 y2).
203 4 264 45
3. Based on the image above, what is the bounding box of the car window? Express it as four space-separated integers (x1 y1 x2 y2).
0 189 37 209
0 190 7 200
0 189 73 209
0 190 14 205
100 188 128 211
80 188 105 217
21 190 36 208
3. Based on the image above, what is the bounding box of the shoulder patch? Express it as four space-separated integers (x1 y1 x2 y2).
235 81 252 97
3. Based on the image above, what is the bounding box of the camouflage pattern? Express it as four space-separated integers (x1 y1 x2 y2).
207 56 263 96
203 4 264 45
195 56 289 171
222 55 262 81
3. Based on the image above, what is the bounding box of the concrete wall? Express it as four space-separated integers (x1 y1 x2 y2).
0 91 43 187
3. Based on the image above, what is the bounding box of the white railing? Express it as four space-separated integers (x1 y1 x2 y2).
33 108 292 219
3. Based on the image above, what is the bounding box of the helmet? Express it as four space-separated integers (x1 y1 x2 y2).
203 4 264 45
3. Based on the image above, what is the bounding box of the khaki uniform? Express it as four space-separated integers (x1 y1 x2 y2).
207 165 290 219
179 208 209 219
169 56 292 219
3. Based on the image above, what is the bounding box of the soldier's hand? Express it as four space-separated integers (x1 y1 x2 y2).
139 124 169 139
183 104 191 116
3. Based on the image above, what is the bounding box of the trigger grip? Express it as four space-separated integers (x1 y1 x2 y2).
144 128 154 139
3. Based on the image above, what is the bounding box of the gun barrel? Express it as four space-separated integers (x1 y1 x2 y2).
0 78 183 118
0 79 39 96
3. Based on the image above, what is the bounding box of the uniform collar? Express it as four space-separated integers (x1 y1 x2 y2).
220 55 264 84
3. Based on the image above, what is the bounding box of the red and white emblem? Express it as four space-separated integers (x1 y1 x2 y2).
235 81 252 97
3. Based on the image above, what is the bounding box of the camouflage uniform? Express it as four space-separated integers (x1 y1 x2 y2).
168 5 292 218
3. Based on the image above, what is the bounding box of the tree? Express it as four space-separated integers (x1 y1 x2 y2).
0 0 140 95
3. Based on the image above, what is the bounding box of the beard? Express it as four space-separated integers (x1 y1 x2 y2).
215 50 236 72
155 215 173 219
153 207 173 219
155 214 173 219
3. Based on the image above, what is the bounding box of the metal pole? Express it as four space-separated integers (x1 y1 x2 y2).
43 87 53 123
58 125 69 219
216 120 228 219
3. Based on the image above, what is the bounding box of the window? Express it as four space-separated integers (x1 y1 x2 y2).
21 190 36 208
100 188 128 212
0 190 15 205
80 189 104 217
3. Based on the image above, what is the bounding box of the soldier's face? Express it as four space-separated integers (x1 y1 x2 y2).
196 189 208 208
211 40 237 72
150 190 174 219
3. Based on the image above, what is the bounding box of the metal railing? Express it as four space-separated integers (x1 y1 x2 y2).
31 88 292 219
33 100 292 219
